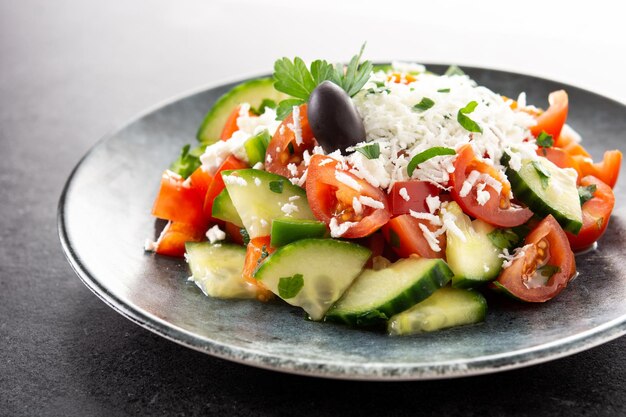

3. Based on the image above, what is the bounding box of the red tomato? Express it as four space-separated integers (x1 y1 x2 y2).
554 129 591 158
530 90 568 140
220 105 254 141
306 154 391 239
152 170 207 227
450 145 533 227
494 215 576 302
538 147 580 172
572 150 622 189
381 214 445 259
188 166 214 198
154 221 205 257
203 155 248 219
566 176 615 251
242 236 274 302
223 221 244 245
388 181 441 216
265 104 317 179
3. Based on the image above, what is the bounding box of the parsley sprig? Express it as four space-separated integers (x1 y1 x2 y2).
273 44 373 119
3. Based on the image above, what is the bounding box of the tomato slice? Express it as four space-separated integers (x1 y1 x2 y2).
203 155 248 219
152 170 208 227
306 154 391 238
220 105 254 141
530 90 568 139
388 181 441 216
242 236 274 301
381 214 445 259
538 147 580 172
554 128 591 158
566 176 615 251
572 150 622 189
265 104 317 179
450 145 533 227
494 215 576 302
154 221 205 257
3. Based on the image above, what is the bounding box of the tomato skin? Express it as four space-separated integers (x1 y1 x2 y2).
450 145 533 227
202 155 248 219
538 147 580 172
242 236 274 301
154 221 205 257
388 181 441 216
572 150 622 189
152 170 207 227
265 104 317 179
566 176 615 251
219 105 255 141
381 214 445 259
223 221 244 245
306 155 391 239
531 90 568 139
495 215 576 302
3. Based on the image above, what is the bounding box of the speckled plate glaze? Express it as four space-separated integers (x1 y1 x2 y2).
58 66 626 380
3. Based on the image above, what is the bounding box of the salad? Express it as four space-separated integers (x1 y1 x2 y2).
145 46 622 335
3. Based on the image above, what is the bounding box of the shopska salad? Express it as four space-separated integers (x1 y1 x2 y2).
145 46 622 335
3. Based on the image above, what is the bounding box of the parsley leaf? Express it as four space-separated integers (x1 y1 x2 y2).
531 160 551 189
240 228 250 246
278 274 304 299
269 180 284 194
355 143 380 159
275 98 305 121
578 184 597 205
457 101 483 133
413 97 435 112
169 144 206 179
488 228 522 250
334 43 374 97
444 65 465 76
407 147 456 176
273 57 316 99
536 131 554 148
250 99 277 116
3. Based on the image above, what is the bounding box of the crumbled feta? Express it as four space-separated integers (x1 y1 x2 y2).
399 187 410 201
425 195 441 214
329 218 357 238
281 202 299 216
358 195 384 209
335 171 362 191
222 175 247 186
418 223 441 252
287 163 298 177
288 195 300 201
206 225 226 244
252 162 264 170
254 177 261 186
265 154 273 164
409 210 442 226
288 105 303 145
260 219 268 228
499 245 531 269
352 196 363 215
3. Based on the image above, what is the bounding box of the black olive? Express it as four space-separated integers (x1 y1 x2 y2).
307 80 366 154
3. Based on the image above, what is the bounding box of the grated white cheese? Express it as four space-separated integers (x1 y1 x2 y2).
265 154 273 164
281 202 299 216
418 223 441 252
409 210 442 226
358 195 385 209
399 187 410 201
329 218 357 238
288 195 300 201
287 105 303 145
352 196 363 215
222 175 247 187
252 162 264 170
499 244 531 269
425 195 441 214
206 224 226 244
287 163 298 177
335 171 362 191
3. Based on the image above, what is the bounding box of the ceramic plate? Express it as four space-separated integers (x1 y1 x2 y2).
58 65 626 380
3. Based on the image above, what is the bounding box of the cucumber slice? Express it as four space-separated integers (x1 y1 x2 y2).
254 239 371 320
196 78 289 143
244 130 271 167
211 188 243 228
503 154 582 234
387 287 487 335
222 169 316 239
325 257 453 326
185 242 256 299
445 202 503 288
270 218 328 247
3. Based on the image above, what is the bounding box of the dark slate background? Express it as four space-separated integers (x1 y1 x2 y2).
1 1 624 416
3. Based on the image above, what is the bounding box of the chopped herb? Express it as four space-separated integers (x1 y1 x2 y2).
457 101 483 133
531 160 551 189
276 98 305 120
287 142 295 155
537 264 561 279
437 88 451 93
269 180 284 194
373 80 386 88
169 143 206 179
413 97 435 112
407 147 456 176
250 99 277 115
444 65 465 77
258 245 270 264
278 274 304 299
389 229 401 248
365 87 390 96
488 228 522 250
578 184 597 205
240 228 250 246
355 143 380 159
333 43 374 97
536 131 554 148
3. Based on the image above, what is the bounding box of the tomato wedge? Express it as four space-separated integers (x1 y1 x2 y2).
265 104 317 180
153 221 205 257
388 181 441 216
203 155 248 219
494 215 576 302
220 105 255 141
381 214 445 259
450 145 533 227
306 154 391 238
572 150 622 189
538 147 580 172
152 170 208 227
242 236 275 301
530 90 568 140
566 176 615 251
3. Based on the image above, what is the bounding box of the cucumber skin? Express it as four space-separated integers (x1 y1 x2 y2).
502 154 582 234
270 218 328 247
325 259 454 327
211 189 243 227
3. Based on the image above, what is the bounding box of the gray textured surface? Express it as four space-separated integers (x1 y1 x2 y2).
1 1 626 416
